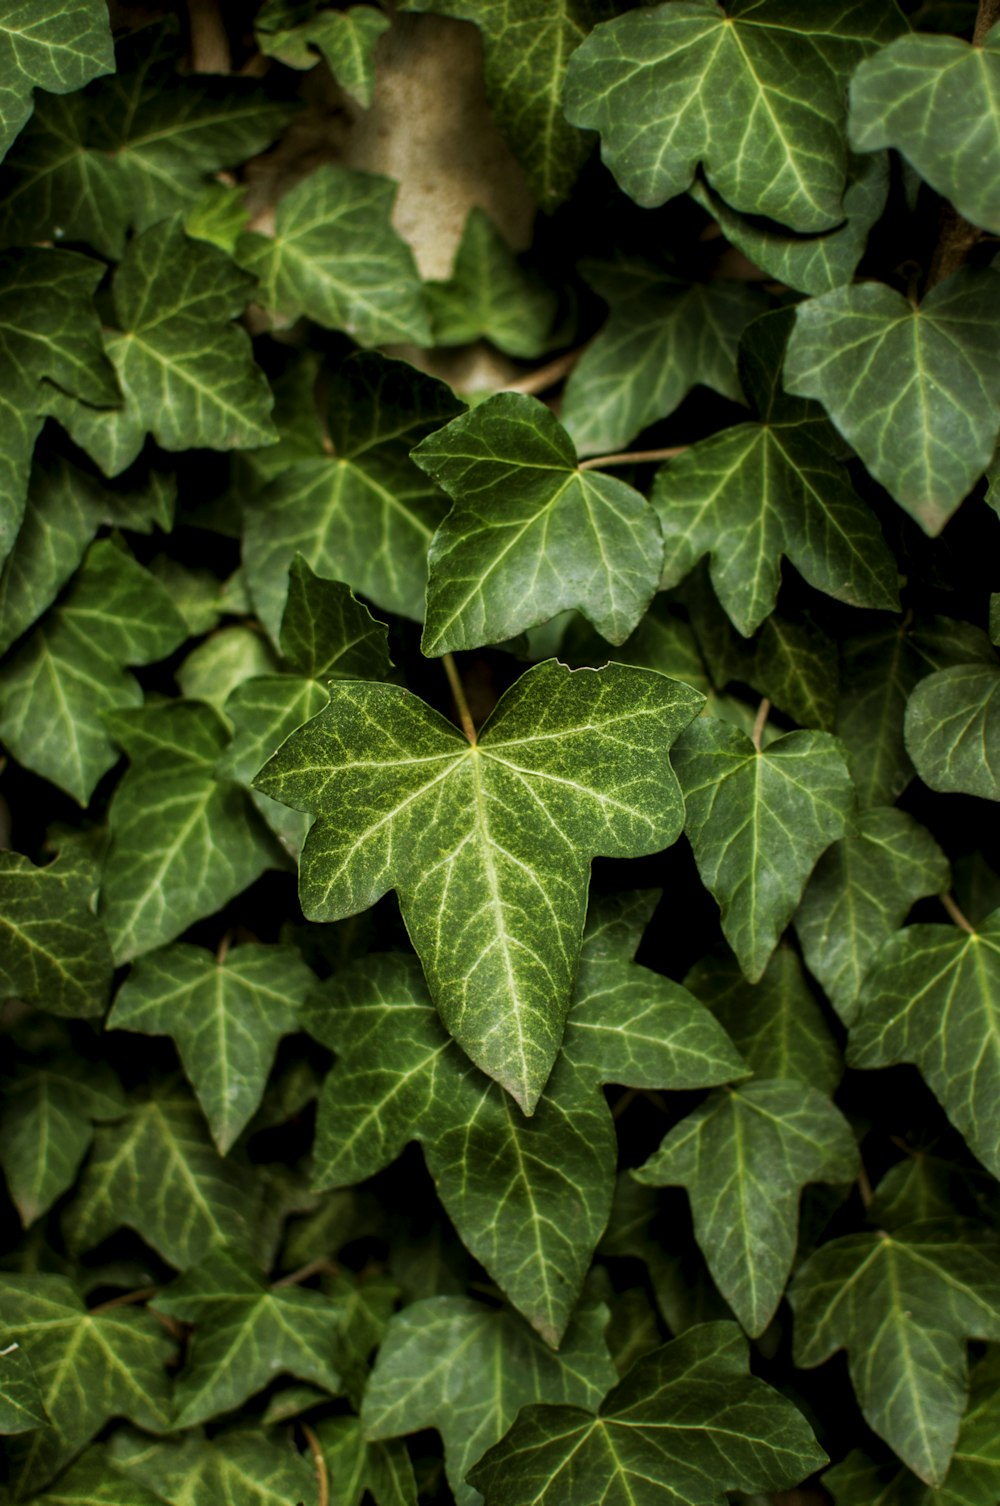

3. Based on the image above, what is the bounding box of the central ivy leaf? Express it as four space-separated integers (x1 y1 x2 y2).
783 268 1000 533
655 310 899 637
468 1321 826 1504
0 0 113 162
562 1 903 231
255 661 703 1111
0 850 113 1019
790 1222 1000 1485
415 393 663 655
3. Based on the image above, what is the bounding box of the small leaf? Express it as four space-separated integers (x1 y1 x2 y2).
905 663 1000 801
0 850 113 1019
415 393 663 654
256 1 391 106
0 0 113 162
426 206 558 359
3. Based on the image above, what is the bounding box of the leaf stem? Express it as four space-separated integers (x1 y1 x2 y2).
443 653 477 744
974 0 1000 44
302 1423 329 1506
578 445 688 472
89 1286 159 1314
503 345 587 396
272 1257 339 1289
751 697 771 752
856 1162 873 1211
940 892 976 934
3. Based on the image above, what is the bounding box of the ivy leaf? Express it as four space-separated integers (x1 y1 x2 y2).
152 1247 342 1425
0 850 113 1018
311 1416 418 1506
236 165 429 346
362 1296 617 1506
468 1321 826 1505
849 28 1000 236
100 700 279 964
836 624 924 808
790 1222 1000 1484
256 2 391 107
256 661 703 1111
401 0 618 207
905 663 1000 802
14 1447 166 1505
562 1 903 230
559 259 759 457
0 1274 173 1497
242 352 464 631
44 218 276 478
426 206 558 359
110 1429 317 1506
0 0 113 163
847 910 1000 1181
783 268 1000 534
108 943 315 1154
655 310 899 636
0 540 188 804
414 394 663 654
0 1341 46 1435
673 715 855 981
795 808 950 1024
0 1053 124 1225
63 1082 253 1268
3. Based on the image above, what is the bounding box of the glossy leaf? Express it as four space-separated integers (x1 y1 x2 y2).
0 0 113 163
905 664 1000 802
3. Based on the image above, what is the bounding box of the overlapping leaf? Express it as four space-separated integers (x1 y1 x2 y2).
110 1429 318 1506
257 1 391 106
311 1416 417 1506
0 0 113 163
0 850 113 1018
905 663 1000 802
426 206 558 359
414 393 663 654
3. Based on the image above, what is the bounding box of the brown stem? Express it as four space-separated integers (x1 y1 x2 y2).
578 445 687 472
751 697 771 753
302 1423 329 1506
272 1257 339 1289
187 0 231 72
443 653 477 745
856 1162 874 1211
974 0 1000 44
940 892 976 934
215 929 232 965
926 202 984 289
90 1286 159 1314
503 345 587 397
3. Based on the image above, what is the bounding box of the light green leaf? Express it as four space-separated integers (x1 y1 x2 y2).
636 1081 858 1336
45 218 276 478
110 1429 318 1506
673 715 855 981
176 625 279 713
108 943 314 1154
783 268 1000 534
790 1222 1000 1485
0 540 188 803
562 1 903 230
0 0 112 163
0 850 113 1019
152 1246 342 1425
847 910 1000 1181
63 1081 253 1268
468 1321 826 1505
560 259 758 456
311 1416 418 1506
256 660 703 1111
257 1 392 106
426 206 558 359
849 27 1000 236
0 1054 124 1225
242 352 463 631
415 393 663 654
796 808 950 1024
362 1295 616 1506
0 1341 46 1435
905 663 1000 801
0 1274 172 1497
655 309 899 636
99 700 279 964
236 165 429 346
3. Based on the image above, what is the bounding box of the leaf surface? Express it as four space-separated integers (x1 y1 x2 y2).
905 664 1000 802
0 850 113 1019
256 0 391 105
0 0 112 162
426 206 558 359
110 1429 318 1506
0 1341 46 1435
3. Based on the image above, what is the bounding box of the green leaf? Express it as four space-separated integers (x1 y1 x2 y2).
257 1 392 106
559 259 759 457
108 943 314 1154
63 1082 253 1268
783 268 1000 534
849 27 1000 236
636 1081 857 1335
99 700 279 964
468 1321 826 1505
152 1246 342 1425
0 1054 124 1225
847 910 1000 1181
0 0 113 163
673 715 855 981
45 218 276 478
790 1222 1000 1485
0 1274 172 1496
655 309 899 636
426 206 558 359
905 663 1000 802
13 1447 165 1505
0 1341 46 1435
414 393 663 654
256 661 703 1111
0 540 188 803
0 850 113 1019
176 625 279 712
236 165 429 346
836 624 924 808
110 1429 318 1506
242 352 464 631
362 1295 617 1506
312 1416 418 1506
795 808 950 1024
562 1 903 230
